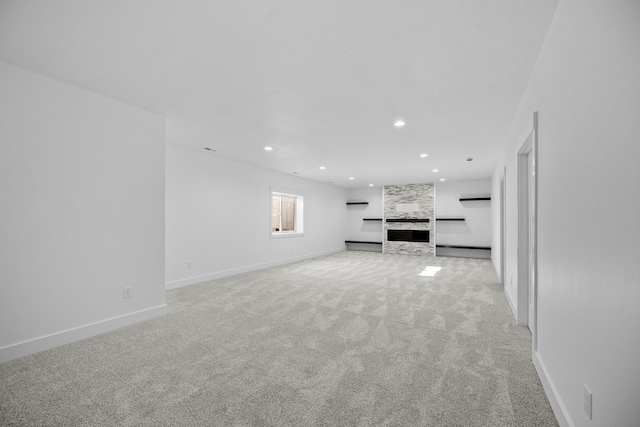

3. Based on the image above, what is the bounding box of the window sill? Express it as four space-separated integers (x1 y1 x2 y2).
271 232 304 239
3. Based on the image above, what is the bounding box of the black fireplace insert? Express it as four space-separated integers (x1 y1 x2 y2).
387 230 429 243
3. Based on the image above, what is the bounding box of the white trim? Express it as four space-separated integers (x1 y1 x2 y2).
517 131 532 326
166 247 346 290
533 351 573 427
0 304 167 364
504 284 519 322
270 231 304 239
532 111 539 351
500 170 506 285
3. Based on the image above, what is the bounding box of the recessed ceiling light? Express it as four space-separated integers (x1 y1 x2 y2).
349 177 355 180
432 169 438 172
394 120 405 127
420 153 428 158
319 166 326 170
440 178 446 181
264 146 273 151
204 147 216 152
466 157 474 161
369 184 374 187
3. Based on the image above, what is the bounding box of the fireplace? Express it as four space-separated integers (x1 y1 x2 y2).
387 229 429 243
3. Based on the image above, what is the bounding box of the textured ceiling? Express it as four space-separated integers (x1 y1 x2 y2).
0 0 558 188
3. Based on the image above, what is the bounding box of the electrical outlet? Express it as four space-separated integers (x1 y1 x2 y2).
584 385 592 420
123 287 132 299
188 261 192 269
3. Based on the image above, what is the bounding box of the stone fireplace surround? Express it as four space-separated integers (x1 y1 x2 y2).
383 183 435 256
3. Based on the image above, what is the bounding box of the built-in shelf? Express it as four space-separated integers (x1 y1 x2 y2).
346 202 369 205
436 195 490 258
363 218 382 221
385 219 430 223
436 244 491 250
345 240 383 245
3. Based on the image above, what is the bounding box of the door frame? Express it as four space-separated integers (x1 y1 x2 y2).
517 112 538 350
500 169 506 286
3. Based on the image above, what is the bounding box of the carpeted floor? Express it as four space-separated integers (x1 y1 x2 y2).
0 251 558 426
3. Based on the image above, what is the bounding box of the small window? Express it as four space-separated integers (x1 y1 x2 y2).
271 188 304 237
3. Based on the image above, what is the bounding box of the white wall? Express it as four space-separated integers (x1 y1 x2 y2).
345 187 383 251
492 1 640 425
165 144 347 288
0 62 167 363
435 180 491 258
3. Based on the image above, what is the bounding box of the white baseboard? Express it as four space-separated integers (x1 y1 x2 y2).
504 285 518 323
533 350 573 427
165 247 346 290
0 304 167 364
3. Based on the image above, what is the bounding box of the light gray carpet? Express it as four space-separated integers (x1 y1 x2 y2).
0 251 558 426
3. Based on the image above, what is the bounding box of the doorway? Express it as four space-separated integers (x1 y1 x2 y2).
517 112 538 350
